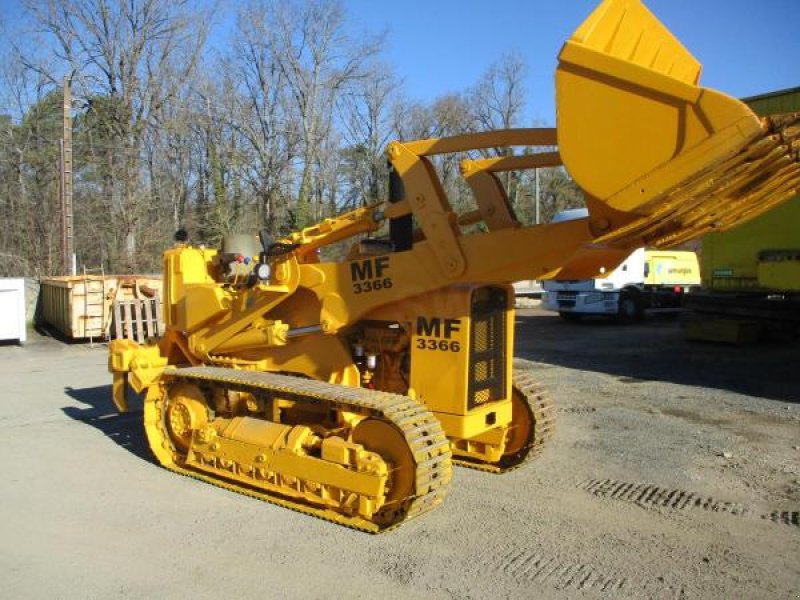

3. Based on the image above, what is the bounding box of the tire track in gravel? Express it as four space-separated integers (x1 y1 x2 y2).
492 547 627 593
579 479 749 515
763 511 800 527
579 479 800 527
558 406 597 414
471 545 691 599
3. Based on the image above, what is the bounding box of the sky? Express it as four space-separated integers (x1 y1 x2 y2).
1 0 798 125
341 0 800 124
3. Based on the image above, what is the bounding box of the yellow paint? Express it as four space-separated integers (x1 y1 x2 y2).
107 0 798 531
643 251 701 287
703 196 800 291
557 0 797 246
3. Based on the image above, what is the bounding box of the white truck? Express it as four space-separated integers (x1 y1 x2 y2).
541 211 701 321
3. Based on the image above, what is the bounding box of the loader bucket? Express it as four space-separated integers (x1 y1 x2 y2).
556 0 800 248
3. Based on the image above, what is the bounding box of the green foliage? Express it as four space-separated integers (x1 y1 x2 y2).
513 167 585 225
0 91 63 276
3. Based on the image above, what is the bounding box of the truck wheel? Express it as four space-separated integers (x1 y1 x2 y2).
617 292 643 322
559 311 581 322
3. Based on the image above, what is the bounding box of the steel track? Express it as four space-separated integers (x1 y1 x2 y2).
147 366 452 533
452 369 556 473
144 367 553 529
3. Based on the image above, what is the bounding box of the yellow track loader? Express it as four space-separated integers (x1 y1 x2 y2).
108 0 799 532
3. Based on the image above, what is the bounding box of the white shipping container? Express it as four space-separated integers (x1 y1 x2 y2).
0 278 26 343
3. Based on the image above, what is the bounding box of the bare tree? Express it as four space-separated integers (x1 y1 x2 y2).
26 0 209 270
0 0 579 278
391 97 433 143
266 0 382 226
468 51 527 134
229 2 298 236
338 61 398 206
0 31 65 276
467 52 528 203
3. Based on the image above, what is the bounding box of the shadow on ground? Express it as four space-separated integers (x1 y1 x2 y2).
62 385 151 461
514 310 800 403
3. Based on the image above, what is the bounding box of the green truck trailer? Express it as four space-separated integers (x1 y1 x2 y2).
684 87 800 343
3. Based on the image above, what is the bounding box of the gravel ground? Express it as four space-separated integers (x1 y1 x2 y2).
1 309 798 599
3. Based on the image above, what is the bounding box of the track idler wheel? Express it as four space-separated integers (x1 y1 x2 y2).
497 386 536 469
165 382 209 452
143 380 210 469
352 418 416 525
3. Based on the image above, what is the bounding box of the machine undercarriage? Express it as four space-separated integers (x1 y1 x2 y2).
140 365 551 531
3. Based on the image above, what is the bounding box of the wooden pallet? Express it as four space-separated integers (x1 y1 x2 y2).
113 297 163 343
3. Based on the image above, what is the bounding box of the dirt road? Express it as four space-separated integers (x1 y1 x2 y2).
1 310 798 598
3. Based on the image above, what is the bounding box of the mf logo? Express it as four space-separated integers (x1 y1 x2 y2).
350 256 390 281
416 316 461 339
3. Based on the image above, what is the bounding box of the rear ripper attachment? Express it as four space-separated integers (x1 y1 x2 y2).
144 367 452 533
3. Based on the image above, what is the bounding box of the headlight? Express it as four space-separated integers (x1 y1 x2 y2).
255 262 271 282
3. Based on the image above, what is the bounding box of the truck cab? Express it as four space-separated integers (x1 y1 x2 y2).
540 211 701 321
